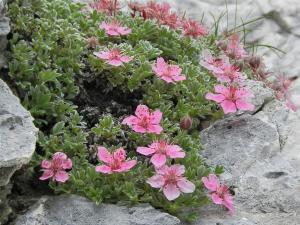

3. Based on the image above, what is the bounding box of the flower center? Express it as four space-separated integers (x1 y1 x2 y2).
139 116 150 128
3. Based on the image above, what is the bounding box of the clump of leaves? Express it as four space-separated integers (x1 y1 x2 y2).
6 0 263 221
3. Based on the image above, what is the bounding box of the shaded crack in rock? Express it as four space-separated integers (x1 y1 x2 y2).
264 10 292 34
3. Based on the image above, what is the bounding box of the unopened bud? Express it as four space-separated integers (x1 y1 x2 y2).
86 37 99 49
248 56 261 70
217 41 227 51
180 116 193 130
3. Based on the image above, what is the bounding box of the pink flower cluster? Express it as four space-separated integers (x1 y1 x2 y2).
218 33 248 60
271 74 297 111
201 35 255 114
128 1 207 38
122 104 195 201
89 0 120 16
202 174 234 214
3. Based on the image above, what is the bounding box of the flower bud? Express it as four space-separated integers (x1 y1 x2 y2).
217 41 227 51
86 37 99 49
180 116 193 130
248 56 261 70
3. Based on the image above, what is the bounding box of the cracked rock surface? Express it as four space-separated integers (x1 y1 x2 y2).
0 79 38 186
14 195 181 225
196 100 300 225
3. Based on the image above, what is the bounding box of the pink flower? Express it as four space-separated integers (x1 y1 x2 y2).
182 19 208 38
100 20 132 36
122 104 163 134
39 152 72 183
222 33 248 60
205 85 255 114
200 50 229 75
145 2 180 29
89 0 120 16
152 57 186 83
202 174 234 214
93 49 133 67
95 147 137 174
137 140 185 168
147 164 195 201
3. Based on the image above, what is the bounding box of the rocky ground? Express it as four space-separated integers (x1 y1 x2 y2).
1 0 300 225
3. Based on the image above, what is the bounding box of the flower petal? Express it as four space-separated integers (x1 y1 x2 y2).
166 145 185 158
39 170 54 181
150 110 162 124
221 100 237 114
205 93 225 103
202 174 219 191
236 100 255 111
147 175 164 188
214 85 229 95
135 105 149 118
177 178 195 193
118 160 137 172
211 193 223 205
132 125 147 133
151 154 167 168
137 147 156 156
98 147 112 164
41 160 51 169
62 158 72 170
122 115 139 125
95 165 112 174
93 51 110 59
54 170 69 183
163 184 181 201
147 124 163 134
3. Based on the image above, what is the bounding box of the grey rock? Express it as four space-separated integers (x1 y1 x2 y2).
15 195 181 225
0 0 7 16
0 16 9 36
244 80 274 113
197 110 300 225
0 79 38 186
255 100 290 148
201 114 280 181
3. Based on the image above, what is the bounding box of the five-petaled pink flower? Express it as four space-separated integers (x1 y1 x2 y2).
100 20 132 36
205 85 255 114
39 152 72 183
182 19 208 38
152 57 186 83
93 49 133 67
202 174 234 214
147 164 195 201
122 104 163 134
96 147 137 174
137 140 185 168
223 33 248 60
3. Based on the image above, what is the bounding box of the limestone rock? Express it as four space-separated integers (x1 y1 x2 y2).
15 195 181 225
244 79 274 112
0 79 38 186
197 108 300 225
